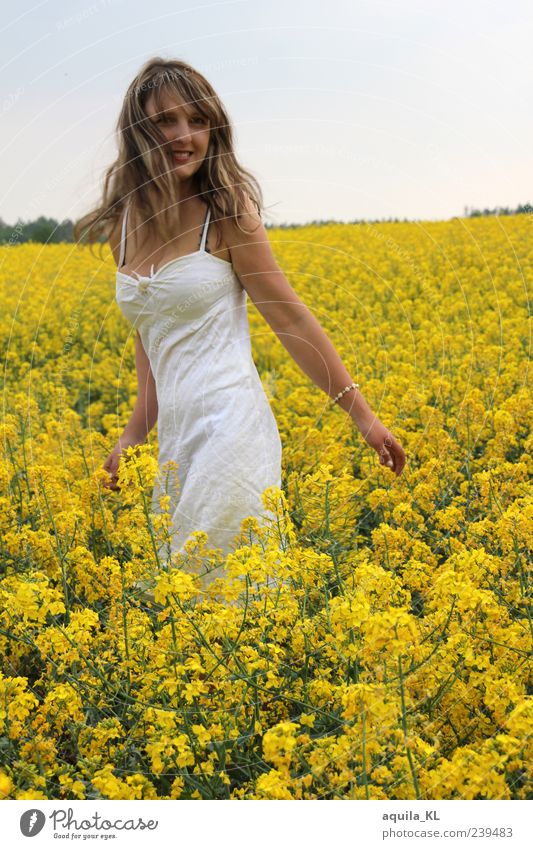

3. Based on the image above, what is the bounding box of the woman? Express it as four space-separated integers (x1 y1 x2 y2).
76 57 406 591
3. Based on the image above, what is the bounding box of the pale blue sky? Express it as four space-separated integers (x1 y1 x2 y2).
1 0 531 225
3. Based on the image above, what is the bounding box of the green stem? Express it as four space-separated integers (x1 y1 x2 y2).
398 654 420 799
361 706 370 799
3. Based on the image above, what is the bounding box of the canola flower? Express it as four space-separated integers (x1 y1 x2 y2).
0 214 531 800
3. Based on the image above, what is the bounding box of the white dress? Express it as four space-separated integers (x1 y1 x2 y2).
115 199 283 590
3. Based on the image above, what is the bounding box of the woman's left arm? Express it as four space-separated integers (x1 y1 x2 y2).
225 200 407 476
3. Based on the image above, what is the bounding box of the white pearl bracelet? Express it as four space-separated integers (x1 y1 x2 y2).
332 381 360 406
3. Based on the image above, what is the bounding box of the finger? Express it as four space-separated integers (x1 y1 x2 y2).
390 445 406 476
397 455 406 476
390 439 406 475
382 433 406 476
103 469 119 488
379 445 394 469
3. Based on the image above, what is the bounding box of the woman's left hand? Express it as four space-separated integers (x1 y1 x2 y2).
356 415 406 477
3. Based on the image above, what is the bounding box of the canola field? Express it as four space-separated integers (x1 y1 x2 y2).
0 214 531 800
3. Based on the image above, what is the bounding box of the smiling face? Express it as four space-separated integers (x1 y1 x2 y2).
145 89 211 184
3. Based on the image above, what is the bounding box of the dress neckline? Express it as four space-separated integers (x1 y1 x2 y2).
116 248 233 285
118 199 232 281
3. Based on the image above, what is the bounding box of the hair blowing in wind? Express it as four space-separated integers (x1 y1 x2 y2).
74 57 264 253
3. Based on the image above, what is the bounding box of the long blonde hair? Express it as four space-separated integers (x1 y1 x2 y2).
74 57 263 256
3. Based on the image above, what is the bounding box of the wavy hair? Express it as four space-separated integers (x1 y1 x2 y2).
73 57 264 257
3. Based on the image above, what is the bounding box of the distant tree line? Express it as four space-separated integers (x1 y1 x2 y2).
0 203 531 244
463 202 532 218
0 216 75 245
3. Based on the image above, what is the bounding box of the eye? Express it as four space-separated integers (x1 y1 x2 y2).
152 114 207 126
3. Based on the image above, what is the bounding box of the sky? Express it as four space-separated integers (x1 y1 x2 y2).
1 0 532 226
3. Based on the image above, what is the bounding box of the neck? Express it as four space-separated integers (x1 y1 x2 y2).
178 178 198 202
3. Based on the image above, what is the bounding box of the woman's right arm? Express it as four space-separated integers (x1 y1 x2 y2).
123 331 158 442
103 216 159 489
103 332 158 489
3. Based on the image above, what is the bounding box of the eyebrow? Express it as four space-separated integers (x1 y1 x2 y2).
150 106 205 119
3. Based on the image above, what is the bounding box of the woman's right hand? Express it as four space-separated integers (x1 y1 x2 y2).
102 432 145 491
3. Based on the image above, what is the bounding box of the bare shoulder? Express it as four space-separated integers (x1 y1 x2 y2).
223 193 263 242
222 194 279 276
220 194 304 332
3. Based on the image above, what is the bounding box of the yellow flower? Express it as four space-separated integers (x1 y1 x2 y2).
1 215 531 801
153 569 199 605
0 772 13 798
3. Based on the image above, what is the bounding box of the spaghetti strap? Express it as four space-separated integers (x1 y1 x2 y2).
199 206 211 252
118 200 130 269
119 201 210 268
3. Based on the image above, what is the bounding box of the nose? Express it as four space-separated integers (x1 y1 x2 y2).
172 116 193 144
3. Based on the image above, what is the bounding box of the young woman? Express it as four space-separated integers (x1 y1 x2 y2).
77 57 406 590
